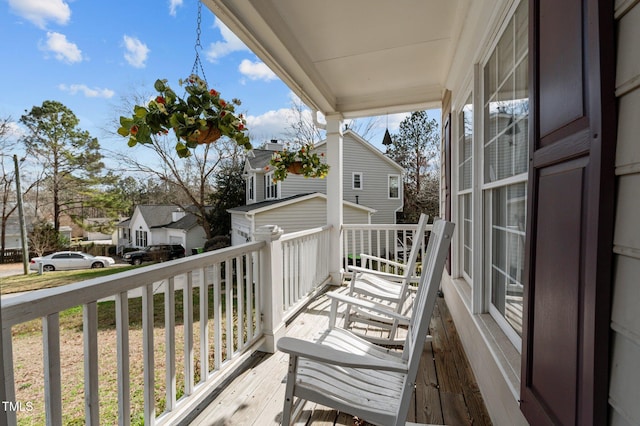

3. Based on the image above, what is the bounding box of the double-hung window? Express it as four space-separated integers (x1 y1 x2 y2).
352 172 363 190
388 175 400 199
264 172 278 200
458 95 473 281
482 0 528 346
248 175 255 201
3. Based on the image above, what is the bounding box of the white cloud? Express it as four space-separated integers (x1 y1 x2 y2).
8 0 71 29
245 108 294 141
123 35 150 68
239 59 277 82
58 84 115 99
205 17 250 62
168 0 183 16
41 32 83 63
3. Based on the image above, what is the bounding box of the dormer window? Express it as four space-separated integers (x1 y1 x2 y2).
248 174 255 201
264 172 279 200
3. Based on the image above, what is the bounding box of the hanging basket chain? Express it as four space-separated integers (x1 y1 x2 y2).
191 1 208 84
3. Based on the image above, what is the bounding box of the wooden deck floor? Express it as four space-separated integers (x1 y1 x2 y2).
184 288 492 426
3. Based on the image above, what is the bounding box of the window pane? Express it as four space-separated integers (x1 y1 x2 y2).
389 176 399 198
483 0 528 340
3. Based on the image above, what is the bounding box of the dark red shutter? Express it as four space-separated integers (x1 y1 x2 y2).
520 0 616 425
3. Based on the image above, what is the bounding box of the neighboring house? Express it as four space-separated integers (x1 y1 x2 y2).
228 193 375 246
82 218 115 243
0 202 36 250
115 205 207 255
244 130 403 224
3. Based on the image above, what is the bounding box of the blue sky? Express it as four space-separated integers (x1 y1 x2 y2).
1 0 437 155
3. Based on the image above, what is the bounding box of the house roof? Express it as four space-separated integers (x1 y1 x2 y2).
130 205 207 231
246 148 276 170
204 0 483 118
245 129 403 172
228 192 376 215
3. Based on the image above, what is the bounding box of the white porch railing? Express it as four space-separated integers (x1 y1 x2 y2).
280 226 332 319
0 223 334 426
341 223 433 274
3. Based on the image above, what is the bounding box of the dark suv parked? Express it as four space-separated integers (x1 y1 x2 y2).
123 244 186 265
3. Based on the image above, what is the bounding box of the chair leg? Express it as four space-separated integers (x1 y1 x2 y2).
282 354 298 425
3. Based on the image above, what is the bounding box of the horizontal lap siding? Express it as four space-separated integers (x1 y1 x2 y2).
610 3 640 425
254 198 369 233
341 134 402 224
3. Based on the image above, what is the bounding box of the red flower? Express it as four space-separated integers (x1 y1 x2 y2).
130 125 139 135
219 99 227 107
156 96 166 104
237 123 245 130
209 89 219 96
220 111 227 118
264 166 270 171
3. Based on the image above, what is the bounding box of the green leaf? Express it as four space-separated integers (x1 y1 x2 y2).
127 138 138 147
117 126 130 137
154 79 166 92
119 116 133 127
134 106 148 119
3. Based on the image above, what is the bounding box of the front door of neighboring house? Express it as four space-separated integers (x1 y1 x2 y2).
520 0 616 425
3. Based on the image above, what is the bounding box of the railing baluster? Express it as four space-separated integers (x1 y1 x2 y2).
253 252 261 334
225 259 233 359
43 313 62 426
165 277 176 412
236 255 245 349
3 327 17 426
184 272 194 396
199 267 209 382
142 284 155 425
115 291 130 426
246 254 254 342
213 264 222 370
83 302 99 425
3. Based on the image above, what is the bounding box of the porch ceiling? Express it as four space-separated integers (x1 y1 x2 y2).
203 0 490 118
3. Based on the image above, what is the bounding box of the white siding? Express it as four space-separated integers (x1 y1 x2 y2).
253 198 370 234
610 3 640 424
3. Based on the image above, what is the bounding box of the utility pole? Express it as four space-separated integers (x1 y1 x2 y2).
13 154 28 275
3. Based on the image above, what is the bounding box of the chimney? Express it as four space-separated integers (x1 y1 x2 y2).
172 209 186 222
265 139 284 151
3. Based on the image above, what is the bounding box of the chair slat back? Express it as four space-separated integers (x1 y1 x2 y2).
401 213 429 279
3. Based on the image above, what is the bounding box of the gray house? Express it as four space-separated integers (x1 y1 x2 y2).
115 205 207 255
228 193 375 246
244 130 403 224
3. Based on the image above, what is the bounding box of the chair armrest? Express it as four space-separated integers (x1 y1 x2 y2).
347 266 406 282
277 336 408 373
326 291 410 325
359 254 405 269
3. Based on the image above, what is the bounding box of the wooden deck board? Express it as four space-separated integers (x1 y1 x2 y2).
188 289 492 426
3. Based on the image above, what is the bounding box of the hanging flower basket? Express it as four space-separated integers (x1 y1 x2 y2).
183 121 222 145
118 75 251 157
268 144 330 181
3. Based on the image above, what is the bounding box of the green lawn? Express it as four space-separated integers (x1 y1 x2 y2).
0 265 139 295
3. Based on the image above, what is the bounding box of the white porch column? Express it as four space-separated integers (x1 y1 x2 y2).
254 225 285 353
325 114 344 284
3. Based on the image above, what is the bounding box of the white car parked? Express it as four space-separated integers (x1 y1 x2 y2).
29 251 116 272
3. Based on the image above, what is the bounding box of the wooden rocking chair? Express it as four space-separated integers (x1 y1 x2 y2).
277 219 454 426
341 213 430 345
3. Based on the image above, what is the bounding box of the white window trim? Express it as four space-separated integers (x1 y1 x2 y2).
352 172 363 190
264 172 279 200
387 174 401 199
248 174 255 201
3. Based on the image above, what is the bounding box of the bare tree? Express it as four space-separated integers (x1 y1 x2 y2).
284 96 324 147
